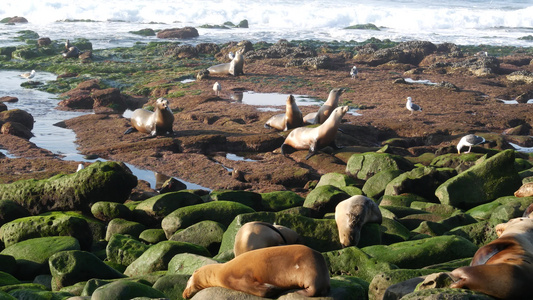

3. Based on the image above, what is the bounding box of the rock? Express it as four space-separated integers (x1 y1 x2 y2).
363 169 403 199
447 219 500 247
191 287 264 300
430 152 484 173
380 217 411 245
161 201 255 238
49 250 126 291
316 172 357 189
37 37 51 47
0 97 18 103
139 229 167 244
506 70 533 84
90 280 166 300
0 236 80 280
0 103 5 113
133 191 203 226
400 288 496 299
106 234 150 267
346 152 414 180
0 122 33 139
196 43 220 55
91 88 126 112
2 16 28 23
0 212 93 250
369 269 439 300
0 200 29 226
105 218 146 241
209 190 263 211
169 220 225 256
0 270 19 286
0 109 34 130
354 41 437 66
123 241 210 277
167 253 218 275
260 191 305 211
91 201 132 222
156 27 199 39
303 185 351 216
362 235 478 269
0 254 16 275
326 276 368 300
384 167 457 202
415 272 454 291
129 28 156 36
0 161 137 215
152 274 190 299
435 150 523 209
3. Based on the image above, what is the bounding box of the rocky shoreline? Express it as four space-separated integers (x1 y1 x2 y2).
0 33 533 299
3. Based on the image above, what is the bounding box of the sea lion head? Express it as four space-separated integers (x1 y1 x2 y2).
155 97 170 111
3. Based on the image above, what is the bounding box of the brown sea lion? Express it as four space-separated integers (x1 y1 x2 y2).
281 105 348 159
207 47 245 76
264 95 303 131
182 244 330 299
124 97 174 136
450 217 533 299
303 88 345 125
523 203 533 218
515 182 533 197
335 195 382 247
233 221 302 256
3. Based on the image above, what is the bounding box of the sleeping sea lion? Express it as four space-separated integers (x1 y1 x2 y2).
207 47 245 76
124 97 174 136
514 182 533 198
450 217 533 299
233 221 302 256
335 195 382 247
264 95 303 131
303 88 345 125
182 244 330 299
281 105 348 160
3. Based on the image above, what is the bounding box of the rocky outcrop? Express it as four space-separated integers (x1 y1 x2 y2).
156 27 199 39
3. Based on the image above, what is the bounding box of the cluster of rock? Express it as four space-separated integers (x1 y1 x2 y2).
0 100 34 140
0 146 531 298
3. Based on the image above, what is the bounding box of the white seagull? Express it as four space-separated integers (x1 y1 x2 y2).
76 163 85 172
405 97 422 115
213 82 221 96
350 65 358 79
457 134 485 154
20 70 36 79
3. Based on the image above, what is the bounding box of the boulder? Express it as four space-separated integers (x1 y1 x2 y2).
105 218 146 241
0 109 33 130
91 201 132 222
0 271 19 287
0 200 29 226
139 229 167 244
400 288 496 299
369 269 440 300
49 250 126 291
209 190 263 211
0 255 16 275
169 220 226 255
327 276 368 300
106 234 150 267
435 150 523 209
303 185 350 216
260 191 305 211
346 152 414 181
1 236 80 280
124 241 210 277
91 88 126 111
363 170 403 199
167 253 218 275
0 122 33 139
152 274 190 300
0 161 137 215
90 280 166 300
133 191 203 225
316 172 357 189
156 27 199 39
384 167 457 202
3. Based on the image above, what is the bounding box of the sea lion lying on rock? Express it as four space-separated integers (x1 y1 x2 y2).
182 244 330 299
233 221 302 256
450 217 533 299
264 95 303 131
207 47 245 76
335 195 382 247
124 97 174 136
514 182 533 198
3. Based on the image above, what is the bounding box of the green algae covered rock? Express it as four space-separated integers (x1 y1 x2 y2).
466 196 533 221
105 218 146 241
161 201 255 238
363 169 403 199
91 280 166 300
384 167 456 202
430 152 484 172
446 219 500 247
106 234 150 267
152 274 190 300
323 246 396 282
303 185 350 216
0 161 137 215
329 275 368 300
380 217 411 245
49 250 126 291
361 235 478 269
167 253 218 275
1 236 80 280
0 271 19 287
124 241 210 277
316 172 357 188
209 190 263 211
91 201 132 222
260 191 305 211
0 200 29 227
169 220 225 256
369 269 444 300
435 150 523 209
133 190 203 225
0 213 93 250
139 229 166 244
7 289 74 299
346 152 414 180
0 255 16 276
401 287 496 299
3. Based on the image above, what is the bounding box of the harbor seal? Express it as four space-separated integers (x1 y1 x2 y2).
124 97 174 136
207 47 245 76
303 88 345 125
281 105 348 159
335 195 382 247
233 221 302 256
514 182 533 198
264 95 303 131
450 217 533 299
182 244 330 298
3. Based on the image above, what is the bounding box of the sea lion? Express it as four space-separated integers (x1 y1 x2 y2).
207 47 245 76
335 195 382 247
303 88 345 125
514 182 533 198
264 95 304 131
450 217 533 299
523 203 533 218
281 105 348 160
124 97 174 136
63 46 81 58
182 244 330 299
233 221 302 256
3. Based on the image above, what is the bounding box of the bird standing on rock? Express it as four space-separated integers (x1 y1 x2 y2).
405 97 422 115
213 82 221 96
457 134 486 154
350 66 358 79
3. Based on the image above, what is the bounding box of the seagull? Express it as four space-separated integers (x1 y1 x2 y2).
76 163 85 172
20 70 35 79
213 82 221 96
405 97 422 115
457 134 486 154
350 65 358 79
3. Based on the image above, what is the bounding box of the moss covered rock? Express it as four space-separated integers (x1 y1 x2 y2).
316 172 357 189
169 220 225 256
329 275 368 300
260 191 305 211
0 271 19 287
369 269 443 300
0 255 16 276
384 167 456 202
133 191 203 225
209 190 263 211
0 200 29 227
91 201 132 222
167 253 218 275
466 196 533 222
139 229 167 244
346 152 414 180
363 169 403 199
105 218 146 241
152 274 190 300
91 280 166 300
106 234 150 267
303 185 350 216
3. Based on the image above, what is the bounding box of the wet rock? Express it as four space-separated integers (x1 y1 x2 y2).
166 44 198 58
91 201 132 222
0 103 6 113
354 41 437 66
91 279 166 300
106 234 150 267
1 16 28 23
363 170 403 199
0 121 33 139
49 250 126 291
151 274 191 299
123 240 210 277
435 150 523 209
346 152 414 180
0 236 80 280
169 220 225 255
0 96 18 103
167 253 218 275
260 191 305 211
0 161 137 215
129 28 156 36
156 27 199 39
303 185 351 216
133 191 203 226
370 269 438 300
0 109 34 130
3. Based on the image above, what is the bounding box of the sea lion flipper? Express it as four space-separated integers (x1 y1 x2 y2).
281 144 295 156
124 127 136 135
305 149 317 160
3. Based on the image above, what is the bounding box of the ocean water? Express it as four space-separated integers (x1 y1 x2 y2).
1 0 532 49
